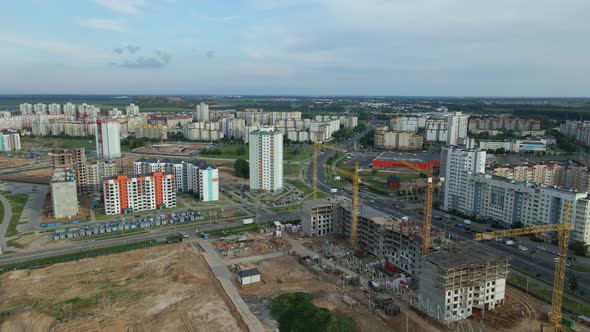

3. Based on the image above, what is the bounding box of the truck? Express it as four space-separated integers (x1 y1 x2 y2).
242 218 254 225
505 240 515 246
463 219 472 225
330 188 338 193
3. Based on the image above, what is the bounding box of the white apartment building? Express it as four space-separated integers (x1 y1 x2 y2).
249 127 283 192
86 161 119 193
390 117 419 132
0 133 21 152
199 167 219 202
126 103 140 116
193 103 210 122
440 147 486 212
133 159 219 201
95 120 121 159
102 172 176 215
446 112 469 146
426 119 448 142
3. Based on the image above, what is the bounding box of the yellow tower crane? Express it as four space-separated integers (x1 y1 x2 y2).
396 161 435 255
311 143 360 248
473 201 574 331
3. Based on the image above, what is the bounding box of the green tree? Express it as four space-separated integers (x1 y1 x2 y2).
234 158 249 178
572 241 589 256
236 146 246 156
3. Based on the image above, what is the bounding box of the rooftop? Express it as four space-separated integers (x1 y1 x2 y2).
51 167 76 183
374 151 439 162
237 268 261 278
424 241 510 270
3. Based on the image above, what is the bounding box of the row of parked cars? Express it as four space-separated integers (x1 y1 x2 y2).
53 210 205 240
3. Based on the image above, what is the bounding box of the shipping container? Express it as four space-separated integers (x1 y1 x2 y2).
384 262 398 273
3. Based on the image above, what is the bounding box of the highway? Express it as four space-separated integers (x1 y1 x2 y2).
304 123 590 297
0 210 300 266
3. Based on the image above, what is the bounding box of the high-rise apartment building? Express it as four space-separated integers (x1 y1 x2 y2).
199 167 219 202
102 172 176 215
446 112 469 145
193 103 210 122
249 127 283 192
95 120 121 159
440 146 486 211
0 133 21 151
126 103 140 116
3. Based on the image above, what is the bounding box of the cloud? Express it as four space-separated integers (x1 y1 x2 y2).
206 50 215 59
114 44 141 54
76 18 127 32
0 32 109 60
111 49 171 69
95 0 144 15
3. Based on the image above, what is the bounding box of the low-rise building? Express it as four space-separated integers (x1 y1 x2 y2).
50 167 79 219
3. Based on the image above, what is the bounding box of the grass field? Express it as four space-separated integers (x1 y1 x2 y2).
20 137 94 150
200 144 311 162
509 271 590 316
0 191 29 238
284 164 304 177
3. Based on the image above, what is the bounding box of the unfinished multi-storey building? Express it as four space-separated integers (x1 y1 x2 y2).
419 241 510 323
302 197 434 276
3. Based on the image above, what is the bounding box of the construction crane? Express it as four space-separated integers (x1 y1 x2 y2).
473 201 574 331
311 143 347 199
311 143 361 248
328 162 360 248
397 161 435 255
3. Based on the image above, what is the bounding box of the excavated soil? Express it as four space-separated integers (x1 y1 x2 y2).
0 243 247 332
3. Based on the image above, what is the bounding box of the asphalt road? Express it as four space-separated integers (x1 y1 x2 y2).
304 123 590 297
0 210 300 266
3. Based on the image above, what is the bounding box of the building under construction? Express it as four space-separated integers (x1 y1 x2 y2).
302 197 511 324
302 196 447 276
419 241 510 323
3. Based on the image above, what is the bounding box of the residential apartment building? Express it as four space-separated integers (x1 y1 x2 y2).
469 117 541 131
183 122 224 141
126 104 140 116
478 139 547 152
149 114 192 128
249 127 283 192
440 147 487 212
193 103 210 122
102 172 176 215
135 124 168 140
133 159 219 201
374 128 423 150
446 112 469 146
95 120 121 159
0 133 21 151
390 117 420 132
425 119 448 142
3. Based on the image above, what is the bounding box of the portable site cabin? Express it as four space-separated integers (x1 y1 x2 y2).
237 268 261 286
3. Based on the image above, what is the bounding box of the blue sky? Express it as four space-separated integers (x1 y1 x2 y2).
1 0 589 96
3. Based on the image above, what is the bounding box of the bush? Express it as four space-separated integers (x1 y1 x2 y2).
270 292 356 332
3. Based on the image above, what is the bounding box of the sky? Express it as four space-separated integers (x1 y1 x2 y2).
0 0 589 96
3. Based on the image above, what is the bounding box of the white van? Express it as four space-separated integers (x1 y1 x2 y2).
463 219 472 225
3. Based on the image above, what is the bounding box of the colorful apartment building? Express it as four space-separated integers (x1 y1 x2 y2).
102 172 176 215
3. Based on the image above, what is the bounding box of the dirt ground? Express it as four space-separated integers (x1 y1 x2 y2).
236 255 413 332
0 243 247 332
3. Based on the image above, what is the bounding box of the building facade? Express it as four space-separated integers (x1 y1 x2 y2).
0 133 21 151
102 172 176 215
446 112 469 146
249 127 283 192
95 120 121 159
440 147 486 212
